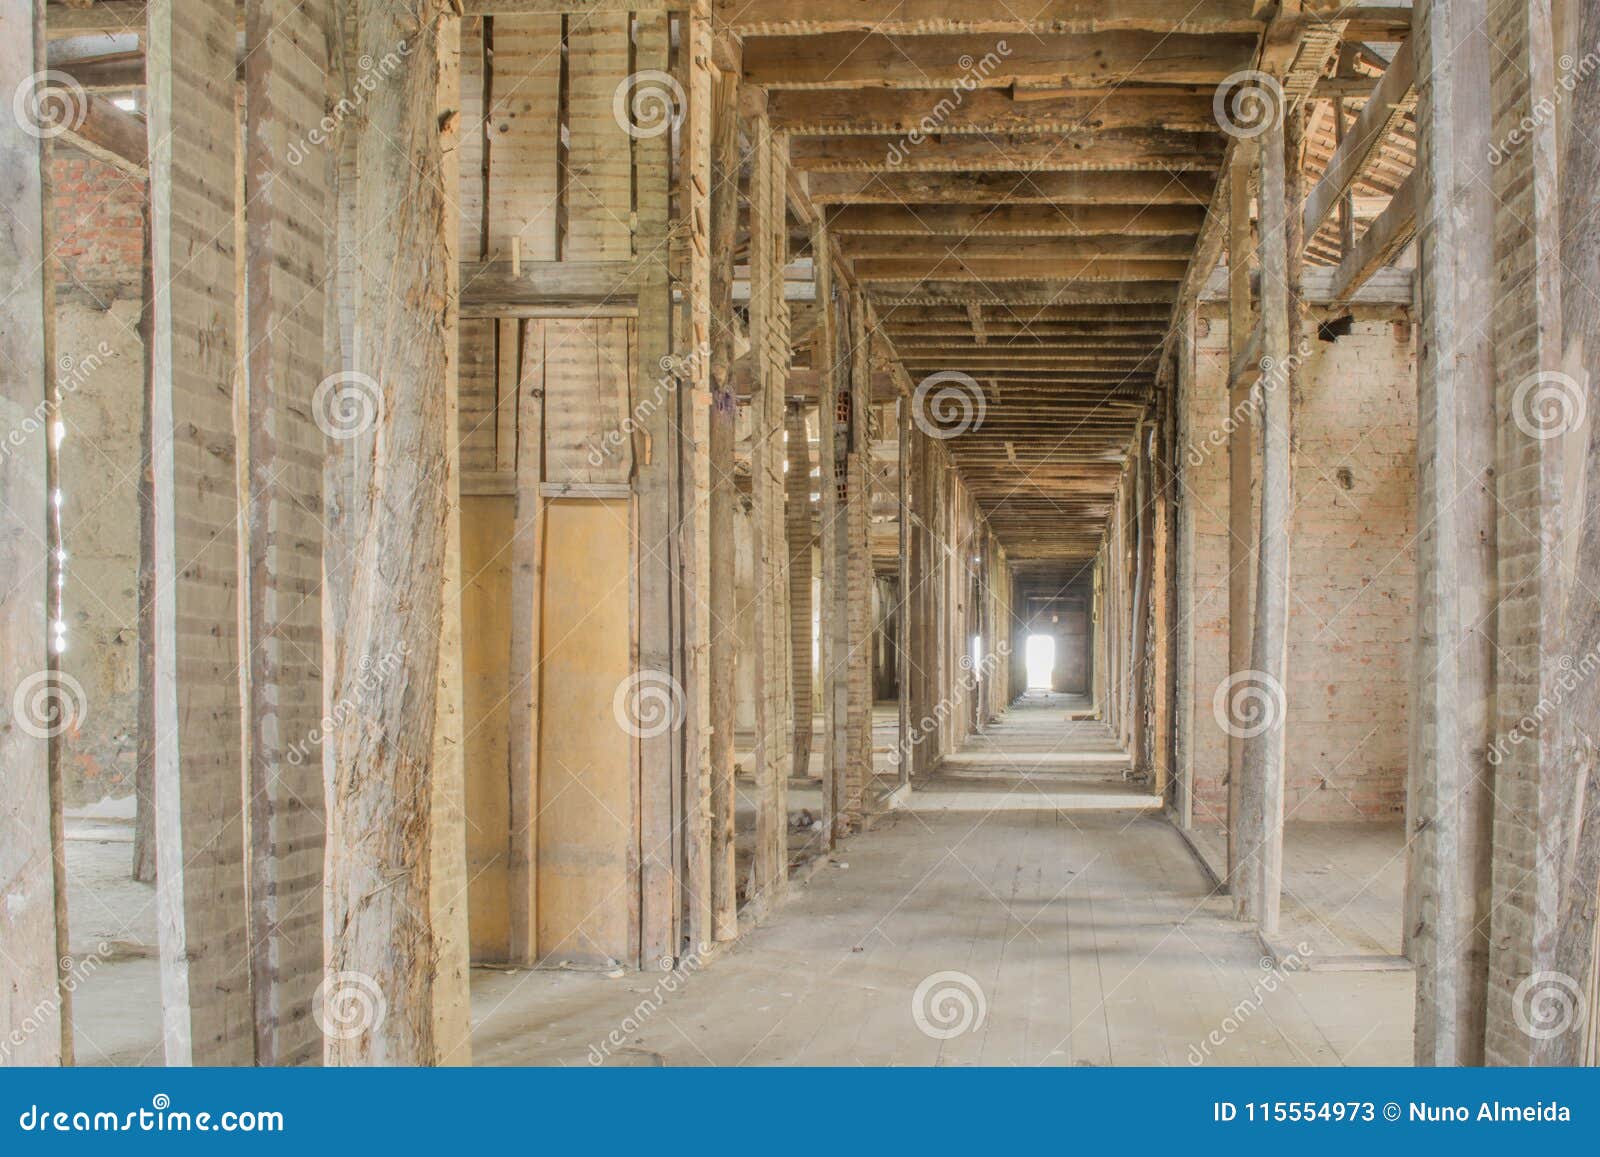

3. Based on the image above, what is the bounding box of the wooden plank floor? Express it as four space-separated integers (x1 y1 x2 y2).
470 808 1413 1065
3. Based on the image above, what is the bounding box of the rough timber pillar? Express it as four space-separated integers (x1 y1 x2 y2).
842 293 874 826
242 0 329 1067
706 61 740 939
1235 110 1289 931
816 222 844 839
325 0 469 1065
1408 0 1497 1067
1547 0 1600 1066
146 0 253 1066
1225 143 1255 885
786 402 815 782
0 0 70 1068
747 102 792 913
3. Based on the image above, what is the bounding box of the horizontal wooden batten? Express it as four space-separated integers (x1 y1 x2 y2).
789 131 1224 172
805 170 1214 205
768 88 1222 136
877 304 1175 323
714 0 1263 35
873 281 1180 305
828 203 1206 236
853 257 1188 282
741 32 1257 90
837 234 1195 260
460 260 640 310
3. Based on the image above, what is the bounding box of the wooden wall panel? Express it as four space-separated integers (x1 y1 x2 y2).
537 499 635 966
459 317 499 476
462 496 513 962
542 318 633 485
565 17 633 260
485 14 560 261
460 17 487 260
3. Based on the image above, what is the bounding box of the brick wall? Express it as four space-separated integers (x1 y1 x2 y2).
51 153 144 295
1182 314 1417 824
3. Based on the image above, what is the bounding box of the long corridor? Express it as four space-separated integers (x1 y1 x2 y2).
471 806 1411 1067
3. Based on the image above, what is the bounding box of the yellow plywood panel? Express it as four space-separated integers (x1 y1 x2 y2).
542 317 634 485
462 495 513 961
486 15 561 261
537 498 634 966
565 16 633 259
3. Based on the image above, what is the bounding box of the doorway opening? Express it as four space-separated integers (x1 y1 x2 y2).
1025 633 1055 690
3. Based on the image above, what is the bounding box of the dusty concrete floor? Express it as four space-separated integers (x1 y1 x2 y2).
1186 820 1407 959
471 807 1412 1065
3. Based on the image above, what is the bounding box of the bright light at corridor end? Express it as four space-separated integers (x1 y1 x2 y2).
1025 634 1054 690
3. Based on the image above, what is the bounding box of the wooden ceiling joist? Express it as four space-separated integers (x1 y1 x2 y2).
788 132 1224 173
767 89 1223 136
826 203 1206 236
805 170 1214 205
714 0 1265 36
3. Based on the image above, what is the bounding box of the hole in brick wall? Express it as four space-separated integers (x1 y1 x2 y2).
1317 314 1353 342
1335 466 1355 491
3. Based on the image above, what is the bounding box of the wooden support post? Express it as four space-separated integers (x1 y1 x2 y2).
634 10 678 968
146 0 252 1066
242 0 330 1067
679 5 715 958
747 109 792 910
816 223 844 839
325 0 467 1065
1236 109 1290 931
1128 423 1154 776
786 403 815 782
896 396 913 788
706 64 740 939
1224 143 1255 886
1407 0 1496 1066
0 0 70 1068
843 293 873 825
507 321 544 966
1547 0 1600 1067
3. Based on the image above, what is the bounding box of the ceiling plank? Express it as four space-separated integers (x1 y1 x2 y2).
804 170 1214 205
789 131 1224 172
714 0 1263 35
827 203 1205 235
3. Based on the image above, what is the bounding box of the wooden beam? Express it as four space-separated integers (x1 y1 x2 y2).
1 0 69 1067
837 235 1196 260
241 0 328 1068
1302 38 1416 245
44 0 149 37
39 85 146 175
714 0 1263 35
741 31 1257 90
326 0 466 1065
785 402 814 788
827 203 1205 236
146 0 252 1065
788 131 1224 173
768 88 1222 136
806 170 1212 205
872 281 1179 305
851 257 1188 283
459 259 639 309
1331 171 1417 303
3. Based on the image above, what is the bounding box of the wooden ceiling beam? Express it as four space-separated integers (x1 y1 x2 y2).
768 88 1221 136
837 234 1195 260
740 31 1257 89
853 257 1188 282
714 0 1263 36
788 131 1223 173
872 281 1179 305
804 170 1214 205
828 203 1205 236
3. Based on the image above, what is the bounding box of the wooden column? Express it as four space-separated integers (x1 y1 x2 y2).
325 0 467 1065
842 294 873 825
1224 143 1255 885
508 322 544 966
816 225 844 839
146 0 253 1066
1236 110 1290 931
786 402 814 783
634 11 679 968
242 0 330 1067
747 109 792 911
1408 0 1497 1065
0 0 69 1068
706 63 740 939
896 395 913 788
675 6 716 959
1128 424 1154 776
